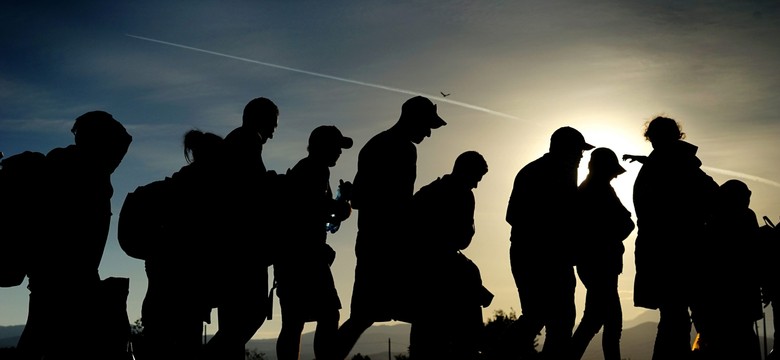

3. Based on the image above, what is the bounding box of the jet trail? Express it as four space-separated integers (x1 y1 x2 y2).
702 166 780 189
126 35 780 189
126 34 522 121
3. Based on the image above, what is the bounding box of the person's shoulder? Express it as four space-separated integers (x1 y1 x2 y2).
45 145 77 165
225 126 259 144
364 129 396 146
517 154 547 173
360 129 410 158
290 156 315 174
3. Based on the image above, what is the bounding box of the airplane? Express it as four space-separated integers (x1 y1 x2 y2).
440 92 451 97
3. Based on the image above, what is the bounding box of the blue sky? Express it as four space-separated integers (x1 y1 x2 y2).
2 0 779 340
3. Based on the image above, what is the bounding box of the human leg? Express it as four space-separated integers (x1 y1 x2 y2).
601 275 622 360
503 245 545 358
313 310 340 360
569 271 605 360
449 305 485 360
205 274 268 360
334 317 374 360
410 315 445 360
276 318 305 360
652 302 691 360
542 266 576 360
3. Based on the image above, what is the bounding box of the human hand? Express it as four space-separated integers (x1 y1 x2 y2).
622 154 647 164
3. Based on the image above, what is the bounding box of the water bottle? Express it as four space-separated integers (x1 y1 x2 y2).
325 187 342 234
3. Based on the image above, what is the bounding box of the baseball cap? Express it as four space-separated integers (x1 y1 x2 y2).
589 147 626 176
401 96 447 129
550 126 594 151
309 125 353 149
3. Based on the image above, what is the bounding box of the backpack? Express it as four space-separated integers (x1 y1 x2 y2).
117 178 174 260
0 150 47 287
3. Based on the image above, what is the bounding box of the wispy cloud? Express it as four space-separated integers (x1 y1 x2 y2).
126 34 526 122
703 166 780 189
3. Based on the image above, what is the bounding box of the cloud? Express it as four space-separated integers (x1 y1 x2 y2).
703 166 780 188
126 34 526 122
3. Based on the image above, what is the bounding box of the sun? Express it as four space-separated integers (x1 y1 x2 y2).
574 121 652 214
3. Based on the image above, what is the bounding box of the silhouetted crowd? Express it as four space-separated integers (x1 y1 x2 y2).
2 96 779 360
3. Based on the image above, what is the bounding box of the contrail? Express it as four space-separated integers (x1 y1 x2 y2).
126 35 780 189
126 34 522 121
702 166 780 189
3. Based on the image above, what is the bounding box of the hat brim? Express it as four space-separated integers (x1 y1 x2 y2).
429 115 447 129
340 137 354 149
582 142 595 150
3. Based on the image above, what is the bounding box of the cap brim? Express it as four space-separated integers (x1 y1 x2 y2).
582 142 595 150
340 137 354 149
430 115 447 129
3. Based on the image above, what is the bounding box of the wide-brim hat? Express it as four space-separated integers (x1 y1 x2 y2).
589 147 626 176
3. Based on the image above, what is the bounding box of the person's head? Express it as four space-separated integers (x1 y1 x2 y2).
183 129 224 164
308 125 353 167
452 151 488 189
588 147 626 180
242 97 279 144
396 96 447 144
717 179 752 210
644 116 685 148
71 110 132 174
549 126 594 165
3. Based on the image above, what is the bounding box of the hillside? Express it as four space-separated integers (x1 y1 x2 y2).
0 313 774 360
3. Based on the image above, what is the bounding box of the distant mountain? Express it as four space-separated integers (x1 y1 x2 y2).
246 322 411 360
1 312 775 360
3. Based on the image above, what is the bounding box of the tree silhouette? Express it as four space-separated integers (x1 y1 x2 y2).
244 348 268 360
480 308 540 360
350 353 371 360
129 318 146 360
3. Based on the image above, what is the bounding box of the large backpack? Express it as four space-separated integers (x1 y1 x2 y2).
0 151 47 287
117 178 174 261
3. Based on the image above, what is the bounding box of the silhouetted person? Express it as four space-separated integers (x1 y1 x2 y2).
505 126 594 360
760 216 780 360
409 151 493 360
569 148 635 360
204 97 280 360
17 111 132 360
623 116 717 360
689 179 762 360
335 96 447 359
274 125 354 360
140 129 224 360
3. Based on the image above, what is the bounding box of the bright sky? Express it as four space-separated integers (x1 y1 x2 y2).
2 1 779 341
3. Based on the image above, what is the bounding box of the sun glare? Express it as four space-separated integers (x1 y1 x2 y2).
575 122 651 214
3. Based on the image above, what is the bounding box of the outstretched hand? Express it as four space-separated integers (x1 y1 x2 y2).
622 154 647 164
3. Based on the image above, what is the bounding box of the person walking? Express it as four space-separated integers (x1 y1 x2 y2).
624 116 718 360
274 125 354 360
18 111 132 360
335 96 447 359
569 147 635 360
690 179 763 360
409 151 493 360
138 129 224 360
504 126 594 360
204 97 281 360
